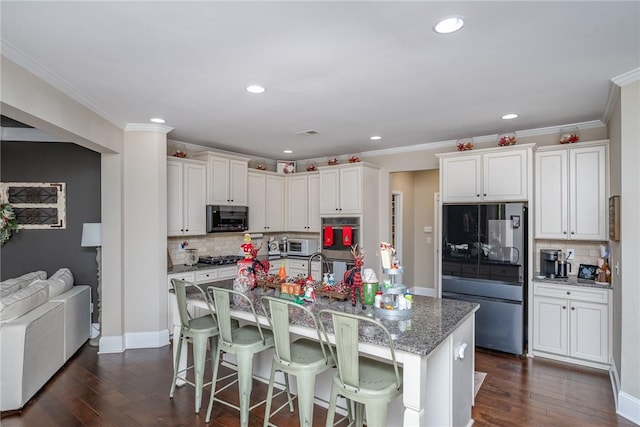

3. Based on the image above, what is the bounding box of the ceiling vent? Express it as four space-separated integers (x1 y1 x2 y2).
296 130 320 135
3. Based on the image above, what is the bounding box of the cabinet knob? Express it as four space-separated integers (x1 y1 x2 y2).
571 231 575 235
483 193 487 197
566 291 570 295
185 229 189 232
562 306 567 309
571 307 575 311
563 231 567 235
476 194 480 197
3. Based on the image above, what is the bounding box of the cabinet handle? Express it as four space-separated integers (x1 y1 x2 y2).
563 231 567 235
483 193 487 197
476 194 480 197
571 231 575 235
185 229 189 232
562 306 567 309
571 307 575 311
566 291 571 295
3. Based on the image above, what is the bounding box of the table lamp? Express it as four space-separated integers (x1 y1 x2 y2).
81 223 102 346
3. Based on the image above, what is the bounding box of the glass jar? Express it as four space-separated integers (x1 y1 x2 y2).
456 138 474 151
559 126 580 144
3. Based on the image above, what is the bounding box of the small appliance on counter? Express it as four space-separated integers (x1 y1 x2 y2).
556 251 571 278
185 249 199 266
287 238 319 256
267 236 280 259
279 236 288 257
540 249 559 278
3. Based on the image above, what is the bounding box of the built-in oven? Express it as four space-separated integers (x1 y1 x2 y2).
321 217 360 262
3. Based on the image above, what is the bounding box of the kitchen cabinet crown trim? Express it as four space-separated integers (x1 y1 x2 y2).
192 150 251 162
316 161 381 170
534 139 609 152
435 142 536 158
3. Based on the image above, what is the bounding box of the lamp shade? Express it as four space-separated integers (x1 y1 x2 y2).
81 223 102 247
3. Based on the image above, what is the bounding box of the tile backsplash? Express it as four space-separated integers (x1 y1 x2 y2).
168 232 320 266
534 239 608 274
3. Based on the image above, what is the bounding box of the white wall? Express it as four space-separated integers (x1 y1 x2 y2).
619 80 640 419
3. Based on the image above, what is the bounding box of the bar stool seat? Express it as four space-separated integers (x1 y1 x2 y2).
319 309 403 427
169 279 219 415
261 296 336 427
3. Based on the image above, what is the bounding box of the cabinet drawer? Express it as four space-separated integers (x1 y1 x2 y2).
217 266 238 280
288 259 308 270
195 270 218 283
534 283 609 304
168 272 195 284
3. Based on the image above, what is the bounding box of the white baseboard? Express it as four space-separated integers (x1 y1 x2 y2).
98 329 170 354
618 391 640 425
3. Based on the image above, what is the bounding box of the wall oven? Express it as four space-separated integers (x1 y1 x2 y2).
321 217 360 262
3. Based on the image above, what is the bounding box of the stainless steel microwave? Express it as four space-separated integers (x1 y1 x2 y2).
206 205 248 233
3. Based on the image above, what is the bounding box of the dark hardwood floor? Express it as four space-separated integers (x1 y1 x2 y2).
0 343 634 426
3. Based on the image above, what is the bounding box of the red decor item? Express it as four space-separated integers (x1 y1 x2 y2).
342 226 352 246
324 226 334 246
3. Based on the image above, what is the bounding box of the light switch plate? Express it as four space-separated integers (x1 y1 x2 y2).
566 248 575 260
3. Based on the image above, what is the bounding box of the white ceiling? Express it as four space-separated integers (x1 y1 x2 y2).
1 1 639 160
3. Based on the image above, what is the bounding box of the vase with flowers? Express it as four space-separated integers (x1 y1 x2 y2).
1 203 19 246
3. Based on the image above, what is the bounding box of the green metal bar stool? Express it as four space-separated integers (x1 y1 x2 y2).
169 279 219 415
261 296 336 427
205 286 278 427
319 309 403 427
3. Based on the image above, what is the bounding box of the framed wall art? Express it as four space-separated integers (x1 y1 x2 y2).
0 182 66 229
276 160 296 175
609 195 620 241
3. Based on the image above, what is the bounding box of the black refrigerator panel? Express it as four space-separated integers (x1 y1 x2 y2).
443 203 527 284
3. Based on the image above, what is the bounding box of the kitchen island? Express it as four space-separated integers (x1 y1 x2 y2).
171 283 479 426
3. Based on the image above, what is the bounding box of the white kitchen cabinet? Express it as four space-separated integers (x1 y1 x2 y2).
167 157 207 236
194 153 248 206
532 282 610 367
438 145 531 203
287 258 321 279
534 141 608 240
247 171 285 232
167 271 195 333
287 172 320 232
319 163 379 215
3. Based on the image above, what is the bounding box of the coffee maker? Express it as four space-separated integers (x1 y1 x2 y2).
540 249 559 278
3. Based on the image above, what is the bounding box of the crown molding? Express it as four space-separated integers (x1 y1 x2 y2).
0 126 69 142
1 39 127 129
611 67 640 87
125 123 173 134
602 82 621 125
360 120 605 158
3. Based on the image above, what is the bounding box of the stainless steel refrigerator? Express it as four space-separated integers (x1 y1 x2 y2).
442 203 528 355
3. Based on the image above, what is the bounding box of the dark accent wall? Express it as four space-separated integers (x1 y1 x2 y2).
1 141 101 319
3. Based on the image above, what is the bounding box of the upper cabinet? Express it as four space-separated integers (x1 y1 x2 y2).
194 152 248 206
167 157 207 236
438 144 533 203
535 141 608 240
247 171 285 232
319 163 379 215
287 172 320 232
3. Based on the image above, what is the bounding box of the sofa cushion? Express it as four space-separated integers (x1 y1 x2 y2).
0 281 50 323
32 278 72 299
0 271 47 298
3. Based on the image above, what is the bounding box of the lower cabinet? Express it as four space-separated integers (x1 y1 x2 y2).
532 282 610 367
167 266 238 333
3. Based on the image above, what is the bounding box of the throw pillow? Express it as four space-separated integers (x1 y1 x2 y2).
50 268 74 288
0 271 47 298
0 281 50 322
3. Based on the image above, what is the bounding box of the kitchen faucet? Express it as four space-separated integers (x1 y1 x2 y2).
308 252 331 279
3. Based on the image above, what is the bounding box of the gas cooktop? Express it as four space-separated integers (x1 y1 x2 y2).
198 255 244 266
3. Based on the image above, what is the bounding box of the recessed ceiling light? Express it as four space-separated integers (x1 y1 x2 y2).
501 113 519 120
246 85 266 94
150 117 166 124
434 16 465 34
283 149 293 154
370 136 382 141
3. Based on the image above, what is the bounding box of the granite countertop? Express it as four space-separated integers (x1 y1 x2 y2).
168 264 223 274
531 275 611 290
185 283 479 357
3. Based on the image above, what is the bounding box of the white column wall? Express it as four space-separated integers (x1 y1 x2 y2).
619 79 640 421
121 125 171 349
